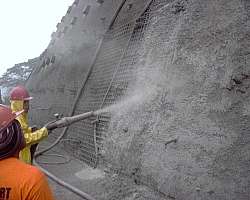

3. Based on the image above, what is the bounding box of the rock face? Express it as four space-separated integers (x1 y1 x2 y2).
27 0 250 199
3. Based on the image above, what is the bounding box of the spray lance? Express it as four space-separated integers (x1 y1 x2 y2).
45 111 96 131
31 111 96 159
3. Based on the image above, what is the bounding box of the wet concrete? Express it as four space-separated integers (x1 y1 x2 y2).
75 168 105 180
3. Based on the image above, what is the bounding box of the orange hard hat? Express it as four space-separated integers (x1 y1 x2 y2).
0 104 25 160
9 85 33 101
0 104 24 133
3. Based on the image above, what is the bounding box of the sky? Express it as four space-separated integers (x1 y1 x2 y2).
0 0 74 77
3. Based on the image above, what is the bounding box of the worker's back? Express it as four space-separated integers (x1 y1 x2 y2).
0 157 54 200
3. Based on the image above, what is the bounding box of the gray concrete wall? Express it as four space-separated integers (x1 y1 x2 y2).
27 0 250 199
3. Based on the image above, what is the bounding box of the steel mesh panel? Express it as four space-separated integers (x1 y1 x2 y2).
65 0 162 166
111 0 154 28
93 3 156 163
66 21 136 166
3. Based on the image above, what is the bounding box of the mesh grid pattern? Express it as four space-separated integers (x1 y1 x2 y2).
66 21 137 166
66 0 161 166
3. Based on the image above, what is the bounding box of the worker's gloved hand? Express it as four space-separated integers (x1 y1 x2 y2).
31 126 38 132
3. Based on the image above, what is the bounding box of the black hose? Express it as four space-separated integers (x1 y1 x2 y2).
35 139 78 165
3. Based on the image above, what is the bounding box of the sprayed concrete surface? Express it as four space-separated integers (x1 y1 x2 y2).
99 0 250 200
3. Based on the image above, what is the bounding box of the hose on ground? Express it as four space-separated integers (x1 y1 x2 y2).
33 159 96 200
34 136 97 200
35 153 71 165
35 139 80 165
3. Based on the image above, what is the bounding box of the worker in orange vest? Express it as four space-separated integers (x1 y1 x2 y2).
9 85 48 164
0 104 55 200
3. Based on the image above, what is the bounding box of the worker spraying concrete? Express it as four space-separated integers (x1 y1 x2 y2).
9 86 49 164
9 85 96 165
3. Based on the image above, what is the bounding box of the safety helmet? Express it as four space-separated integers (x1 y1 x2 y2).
0 104 25 160
0 104 24 132
9 85 33 101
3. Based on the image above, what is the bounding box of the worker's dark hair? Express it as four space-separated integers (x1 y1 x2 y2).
0 119 25 160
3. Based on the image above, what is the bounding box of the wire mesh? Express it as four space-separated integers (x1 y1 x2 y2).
66 0 160 166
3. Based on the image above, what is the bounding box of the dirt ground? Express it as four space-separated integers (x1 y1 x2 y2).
36 140 168 200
